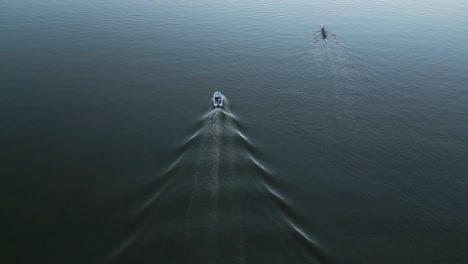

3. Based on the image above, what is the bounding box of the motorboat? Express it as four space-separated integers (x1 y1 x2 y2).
212 91 224 108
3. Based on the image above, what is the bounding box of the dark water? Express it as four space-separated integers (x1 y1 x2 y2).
2 0 468 263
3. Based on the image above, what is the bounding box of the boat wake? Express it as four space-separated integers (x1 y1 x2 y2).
312 30 339 44
102 97 333 263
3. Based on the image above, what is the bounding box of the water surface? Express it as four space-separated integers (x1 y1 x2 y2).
1 0 468 263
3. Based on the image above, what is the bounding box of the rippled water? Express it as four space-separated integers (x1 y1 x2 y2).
2 0 468 263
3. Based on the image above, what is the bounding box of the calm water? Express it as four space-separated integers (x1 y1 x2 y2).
2 0 468 263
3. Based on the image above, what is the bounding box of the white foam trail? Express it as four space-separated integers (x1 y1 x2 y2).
208 111 221 216
222 107 246 264
186 110 222 219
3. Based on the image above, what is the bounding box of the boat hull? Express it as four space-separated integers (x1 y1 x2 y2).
212 91 224 108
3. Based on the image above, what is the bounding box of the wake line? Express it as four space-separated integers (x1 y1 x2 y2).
185 107 238 237
219 106 247 264
186 110 221 221
246 145 332 263
101 152 185 263
182 102 249 263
